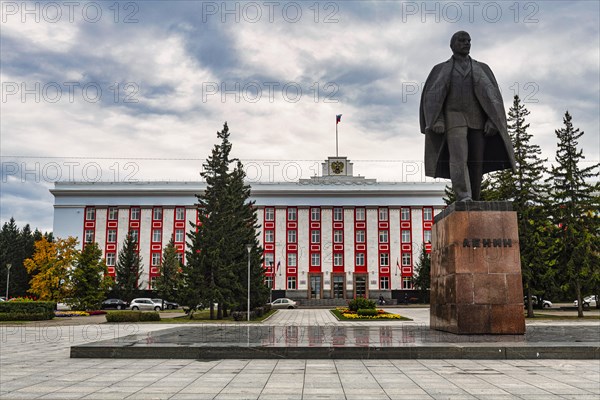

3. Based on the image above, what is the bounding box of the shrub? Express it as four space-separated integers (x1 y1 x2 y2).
0 301 55 320
348 297 376 312
357 308 378 317
106 311 160 323
232 311 256 321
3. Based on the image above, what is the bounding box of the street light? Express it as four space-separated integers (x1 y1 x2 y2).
5 264 12 300
246 244 252 322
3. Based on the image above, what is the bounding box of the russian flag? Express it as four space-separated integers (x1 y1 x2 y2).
336 114 342 124
276 261 281 272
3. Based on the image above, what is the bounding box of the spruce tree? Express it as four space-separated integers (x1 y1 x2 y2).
155 238 182 306
184 122 267 319
115 231 143 302
70 242 112 310
547 111 600 317
413 244 431 291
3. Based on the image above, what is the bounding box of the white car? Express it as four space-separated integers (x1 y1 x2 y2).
523 296 552 308
130 298 162 311
574 295 598 308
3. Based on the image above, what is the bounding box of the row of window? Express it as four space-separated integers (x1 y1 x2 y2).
86 207 187 222
92 228 187 245
274 251 412 268
105 251 184 267
265 207 429 222
279 275 412 290
264 229 421 244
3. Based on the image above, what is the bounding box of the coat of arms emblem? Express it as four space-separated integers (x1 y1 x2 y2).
331 161 344 174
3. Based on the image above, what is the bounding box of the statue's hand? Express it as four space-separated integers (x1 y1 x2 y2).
484 120 498 136
432 121 445 134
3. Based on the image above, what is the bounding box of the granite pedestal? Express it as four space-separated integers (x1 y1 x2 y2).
430 201 526 334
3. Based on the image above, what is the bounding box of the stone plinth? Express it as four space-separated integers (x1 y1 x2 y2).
430 201 525 335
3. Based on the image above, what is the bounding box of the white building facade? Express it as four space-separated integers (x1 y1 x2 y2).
51 157 446 301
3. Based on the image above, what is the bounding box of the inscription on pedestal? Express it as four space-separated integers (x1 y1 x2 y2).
430 202 526 335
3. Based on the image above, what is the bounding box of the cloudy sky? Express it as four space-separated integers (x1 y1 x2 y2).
1 0 599 233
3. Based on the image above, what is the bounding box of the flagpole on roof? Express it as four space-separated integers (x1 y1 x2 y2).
336 114 342 157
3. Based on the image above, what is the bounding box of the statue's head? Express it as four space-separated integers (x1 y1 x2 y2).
450 31 471 56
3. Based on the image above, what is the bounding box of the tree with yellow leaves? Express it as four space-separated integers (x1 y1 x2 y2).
24 237 78 301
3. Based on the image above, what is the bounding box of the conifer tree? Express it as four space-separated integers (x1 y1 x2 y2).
184 122 267 319
115 231 143 302
547 111 600 317
413 244 431 291
155 238 182 306
70 242 112 310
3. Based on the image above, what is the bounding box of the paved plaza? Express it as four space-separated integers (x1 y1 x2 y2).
1 308 599 399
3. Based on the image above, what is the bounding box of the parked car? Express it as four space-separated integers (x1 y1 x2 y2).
269 298 298 309
574 295 598 308
56 302 72 311
523 296 552 308
130 298 162 311
101 298 129 310
152 298 179 310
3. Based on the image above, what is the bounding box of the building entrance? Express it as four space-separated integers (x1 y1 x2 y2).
309 274 322 299
354 274 368 298
332 274 345 299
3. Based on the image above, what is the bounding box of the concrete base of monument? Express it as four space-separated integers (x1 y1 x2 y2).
430 201 526 335
70 325 600 359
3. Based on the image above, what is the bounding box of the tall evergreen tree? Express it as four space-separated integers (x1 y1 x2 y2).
70 242 112 310
547 111 600 317
155 238 183 306
413 244 431 291
115 232 143 302
183 123 267 319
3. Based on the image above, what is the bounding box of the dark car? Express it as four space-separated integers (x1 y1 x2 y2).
152 298 179 310
101 299 129 310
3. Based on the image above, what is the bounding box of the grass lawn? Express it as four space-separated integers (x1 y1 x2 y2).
157 309 277 323
331 309 412 321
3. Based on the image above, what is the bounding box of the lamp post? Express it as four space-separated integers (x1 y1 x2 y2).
246 244 252 322
5 264 12 300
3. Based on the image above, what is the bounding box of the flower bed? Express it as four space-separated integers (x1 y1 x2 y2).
55 311 90 317
332 307 410 321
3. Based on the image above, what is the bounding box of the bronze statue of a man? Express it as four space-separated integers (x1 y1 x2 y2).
420 31 516 202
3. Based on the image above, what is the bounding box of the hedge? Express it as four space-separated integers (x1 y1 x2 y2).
357 308 379 317
0 301 55 321
105 311 161 322
348 298 376 311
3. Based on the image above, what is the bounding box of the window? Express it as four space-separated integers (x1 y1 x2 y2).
311 208 320 221
380 276 389 290
402 230 411 243
287 253 297 267
356 230 365 243
265 207 275 221
333 207 343 221
107 229 117 243
333 230 343 243
424 230 432 243
287 276 296 290
287 230 297 243
356 253 365 266
175 253 183 264
379 208 388 221
403 277 413 289
380 253 389 266
379 230 388 243
264 253 274 267
85 230 94 243
423 207 433 221
401 207 410 221
287 208 297 221
402 252 411 266
152 229 162 243
86 207 95 221
265 230 274 243
108 207 118 220
311 230 320 243
175 229 184 242
130 207 140 220
130 230 139 242
175 207 185 221
153 207 162 220
311 253 320 267
106 253 116 266
265 276 273 289
152 253 161 266
355 208 365 221
333 253 343 266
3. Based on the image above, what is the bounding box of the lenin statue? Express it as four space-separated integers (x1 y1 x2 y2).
420 31 516 202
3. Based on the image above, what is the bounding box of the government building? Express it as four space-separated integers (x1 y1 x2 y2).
51 156 446 302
